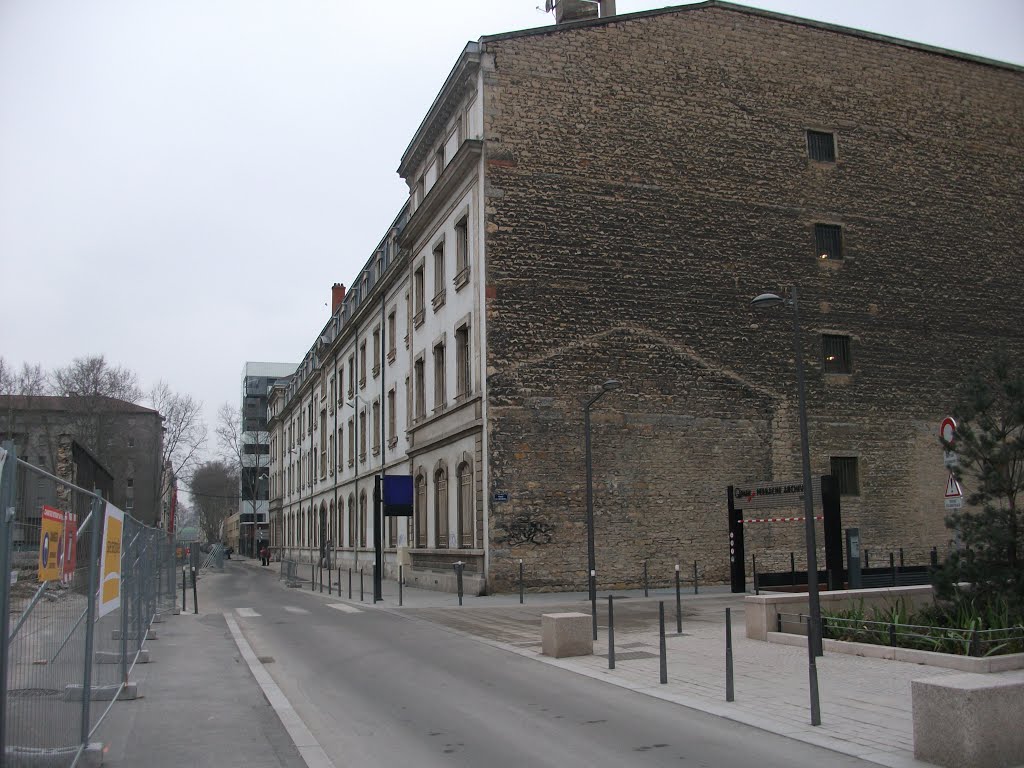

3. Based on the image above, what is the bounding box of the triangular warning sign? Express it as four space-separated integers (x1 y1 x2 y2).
945 473 963 498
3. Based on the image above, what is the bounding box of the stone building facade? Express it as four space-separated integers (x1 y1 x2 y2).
267 1 1024 593
0 395 163 526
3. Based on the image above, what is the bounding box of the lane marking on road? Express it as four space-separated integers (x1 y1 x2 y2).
236 608 260 617
225 613 336 768
327 603 362 614
284 606 310 615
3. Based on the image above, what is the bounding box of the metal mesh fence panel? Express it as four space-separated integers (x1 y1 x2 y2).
0 443 176 766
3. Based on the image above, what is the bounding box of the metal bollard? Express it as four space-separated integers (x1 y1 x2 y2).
454 561 465 606
348 567 352 599
726 607 735 701
399 565 403 607
360 568 364 602
328 564 332 595
590 570 597 641
643 559 649 597
659 601 667 684
182 566 187 612
608 595 615 670
191 567 198 614
319 564 323 594
790 552 797 586
675 563 682 634
519 559 524 604
693 560 699 594
311 562 315 591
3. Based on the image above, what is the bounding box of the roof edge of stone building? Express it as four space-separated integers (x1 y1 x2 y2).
397 42 482 181
0 394 160 415
480 0 1023 73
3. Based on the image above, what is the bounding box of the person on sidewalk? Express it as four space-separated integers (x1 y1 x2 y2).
260 546 269 566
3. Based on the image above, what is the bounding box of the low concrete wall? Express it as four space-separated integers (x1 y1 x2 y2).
401 566 485 596
912 670 1024 768
745 585 934 641
766 631 1024 673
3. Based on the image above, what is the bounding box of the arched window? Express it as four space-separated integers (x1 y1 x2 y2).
415 472 427 548
434 466 449 548
347 494 356 549
457 461 474 548
359 490 368 548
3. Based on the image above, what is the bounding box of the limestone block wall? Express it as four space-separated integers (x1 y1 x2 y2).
477 5 1024 591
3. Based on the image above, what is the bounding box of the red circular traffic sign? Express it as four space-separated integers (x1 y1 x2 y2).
940 416 957 444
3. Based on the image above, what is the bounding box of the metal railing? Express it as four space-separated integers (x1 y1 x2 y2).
0 442 176 766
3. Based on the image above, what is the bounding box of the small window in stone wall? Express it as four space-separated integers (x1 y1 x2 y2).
830 457 860 496
822 334 852 374
807 130 836 162
814 223 844 261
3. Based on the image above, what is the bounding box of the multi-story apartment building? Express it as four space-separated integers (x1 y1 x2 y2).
268 1 1023 594
240 362 296 556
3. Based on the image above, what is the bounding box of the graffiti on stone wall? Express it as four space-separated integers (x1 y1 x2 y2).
496 516 555 546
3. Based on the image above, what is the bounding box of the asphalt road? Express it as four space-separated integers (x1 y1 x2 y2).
205 561 871 768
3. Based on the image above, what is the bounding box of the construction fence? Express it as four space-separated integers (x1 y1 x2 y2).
0 442 177 767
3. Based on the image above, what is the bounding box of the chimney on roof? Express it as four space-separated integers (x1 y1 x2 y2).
331 283 346 314
553 0 615 24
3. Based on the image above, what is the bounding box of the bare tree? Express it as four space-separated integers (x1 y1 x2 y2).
148 381 207 498
0 358 14 396
51 355 141 402
16 363 47 396
188 460 239 543
50 355 142 456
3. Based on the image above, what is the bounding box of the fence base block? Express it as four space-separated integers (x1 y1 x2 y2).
152 613 165 623
95 649 150 664
3 742 104 768
111 630 157 641
63 682 138 701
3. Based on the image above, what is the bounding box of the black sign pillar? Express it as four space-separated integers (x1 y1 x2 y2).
820 475 843 591
373 476 383 603
728 486 745 593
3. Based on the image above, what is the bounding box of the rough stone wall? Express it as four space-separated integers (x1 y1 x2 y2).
480 6 1024 591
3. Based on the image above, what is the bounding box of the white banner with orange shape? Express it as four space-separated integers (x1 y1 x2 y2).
98 502 124 618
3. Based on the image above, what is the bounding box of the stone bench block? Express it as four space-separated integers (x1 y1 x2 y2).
541 612 593 658
912 670 1024 768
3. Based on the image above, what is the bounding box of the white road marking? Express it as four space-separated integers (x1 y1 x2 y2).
284 606 310 614
236 607 260 617
327 603 362 614
225 613 336 768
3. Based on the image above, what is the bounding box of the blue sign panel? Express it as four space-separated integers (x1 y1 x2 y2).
382 475 414 516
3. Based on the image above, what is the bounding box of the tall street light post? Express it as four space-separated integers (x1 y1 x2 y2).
584 378 621 641
750 286 821 726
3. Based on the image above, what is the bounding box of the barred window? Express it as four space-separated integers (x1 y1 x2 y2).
822 334 852 374
814 224 843 260
807 130 836 162
830 457 860 496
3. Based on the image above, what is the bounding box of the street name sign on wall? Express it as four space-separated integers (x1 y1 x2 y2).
732 478 822 511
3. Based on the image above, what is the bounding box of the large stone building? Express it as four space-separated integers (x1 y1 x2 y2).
0 394 164 526
267 1 1024 593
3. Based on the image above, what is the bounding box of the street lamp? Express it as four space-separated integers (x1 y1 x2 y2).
750 286 822 726
584 378 621 641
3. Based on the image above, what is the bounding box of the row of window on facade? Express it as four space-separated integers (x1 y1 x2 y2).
281 461 476 551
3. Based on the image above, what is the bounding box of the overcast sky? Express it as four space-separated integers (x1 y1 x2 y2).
1 0 1021 458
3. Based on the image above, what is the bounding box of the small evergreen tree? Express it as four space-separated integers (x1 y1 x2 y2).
934 350 1024 618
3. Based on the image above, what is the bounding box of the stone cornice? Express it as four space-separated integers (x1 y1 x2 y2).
398 139 482 251
397 43 481 181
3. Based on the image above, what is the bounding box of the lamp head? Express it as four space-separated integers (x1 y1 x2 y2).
750 292 785 309
601 379 621 392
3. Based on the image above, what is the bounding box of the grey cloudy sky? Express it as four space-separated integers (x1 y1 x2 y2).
1 0 1021 454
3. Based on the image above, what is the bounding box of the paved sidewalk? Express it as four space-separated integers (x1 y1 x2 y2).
96 606 306 768
266 557 949 767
